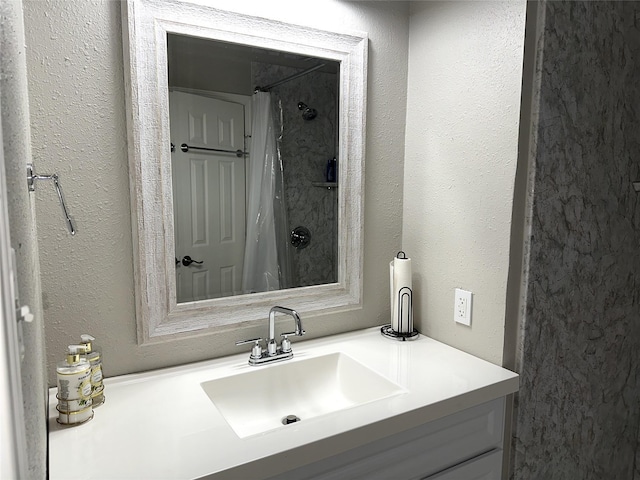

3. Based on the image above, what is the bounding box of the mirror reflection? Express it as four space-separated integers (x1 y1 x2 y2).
167 34 340 303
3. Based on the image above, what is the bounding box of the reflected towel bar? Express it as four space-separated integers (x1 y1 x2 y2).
174 143 247 158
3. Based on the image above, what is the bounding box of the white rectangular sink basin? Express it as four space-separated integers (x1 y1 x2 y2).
201 352 404 438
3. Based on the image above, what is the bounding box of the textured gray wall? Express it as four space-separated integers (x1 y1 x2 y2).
403 1 527 365
513 1 640 478
23 0 409 385
0 1 47 477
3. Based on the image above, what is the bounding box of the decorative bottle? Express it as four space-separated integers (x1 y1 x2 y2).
56 345 93 425
79 334 105 407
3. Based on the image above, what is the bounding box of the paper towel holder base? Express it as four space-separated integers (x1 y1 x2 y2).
380 325 419 341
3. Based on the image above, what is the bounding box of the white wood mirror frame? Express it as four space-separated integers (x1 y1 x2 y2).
122 0 367 344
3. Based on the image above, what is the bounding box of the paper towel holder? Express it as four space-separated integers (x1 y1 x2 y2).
381 251 419 341
380 287 418 342
381 323 419 341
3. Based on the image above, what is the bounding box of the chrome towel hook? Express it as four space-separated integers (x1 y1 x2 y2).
26 163 76 235
633 181 640 193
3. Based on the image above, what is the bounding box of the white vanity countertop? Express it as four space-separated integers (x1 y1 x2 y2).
48 327 518 480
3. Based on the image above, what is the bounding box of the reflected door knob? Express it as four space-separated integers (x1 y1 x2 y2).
181 256 203 266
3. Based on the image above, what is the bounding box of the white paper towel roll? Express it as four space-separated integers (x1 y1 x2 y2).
390 252 413 333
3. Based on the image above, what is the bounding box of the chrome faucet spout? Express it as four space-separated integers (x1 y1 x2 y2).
293 311 304 336
269 306 305 340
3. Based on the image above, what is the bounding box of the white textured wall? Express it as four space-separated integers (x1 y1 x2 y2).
403 1 526 365
1 1 47 477
24 0 409 384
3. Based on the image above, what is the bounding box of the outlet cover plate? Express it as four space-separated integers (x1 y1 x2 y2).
454 288 472 326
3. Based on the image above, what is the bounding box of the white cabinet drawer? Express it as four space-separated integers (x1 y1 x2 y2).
422 449 502 480
270 397 505 480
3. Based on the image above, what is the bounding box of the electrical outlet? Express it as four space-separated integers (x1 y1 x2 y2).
454 288 472 326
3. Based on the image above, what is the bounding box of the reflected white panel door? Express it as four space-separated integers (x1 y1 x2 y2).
169 91 246 303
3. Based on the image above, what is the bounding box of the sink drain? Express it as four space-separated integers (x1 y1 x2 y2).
282 415 301 425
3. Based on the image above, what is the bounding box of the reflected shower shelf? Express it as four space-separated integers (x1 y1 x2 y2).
312 182 338 190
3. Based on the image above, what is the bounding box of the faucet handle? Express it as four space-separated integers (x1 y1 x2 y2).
281 328 305 338
280 327 305 353
280 334 293 353
235 337 264 359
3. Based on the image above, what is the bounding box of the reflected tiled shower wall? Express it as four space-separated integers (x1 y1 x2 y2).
513 1 640 479
253 62 338 287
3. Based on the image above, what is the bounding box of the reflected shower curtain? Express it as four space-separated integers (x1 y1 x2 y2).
242 92 293 293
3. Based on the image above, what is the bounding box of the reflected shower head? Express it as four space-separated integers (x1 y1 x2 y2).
298 102 317 121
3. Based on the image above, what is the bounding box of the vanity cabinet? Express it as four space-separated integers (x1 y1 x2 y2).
268 397 505 480
424 450 502 480
48 329 518 480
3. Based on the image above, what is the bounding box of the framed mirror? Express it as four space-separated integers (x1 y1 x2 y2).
122 0 367 344
167 35 341 303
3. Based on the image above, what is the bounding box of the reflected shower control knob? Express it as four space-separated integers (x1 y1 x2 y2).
290 226 311 249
